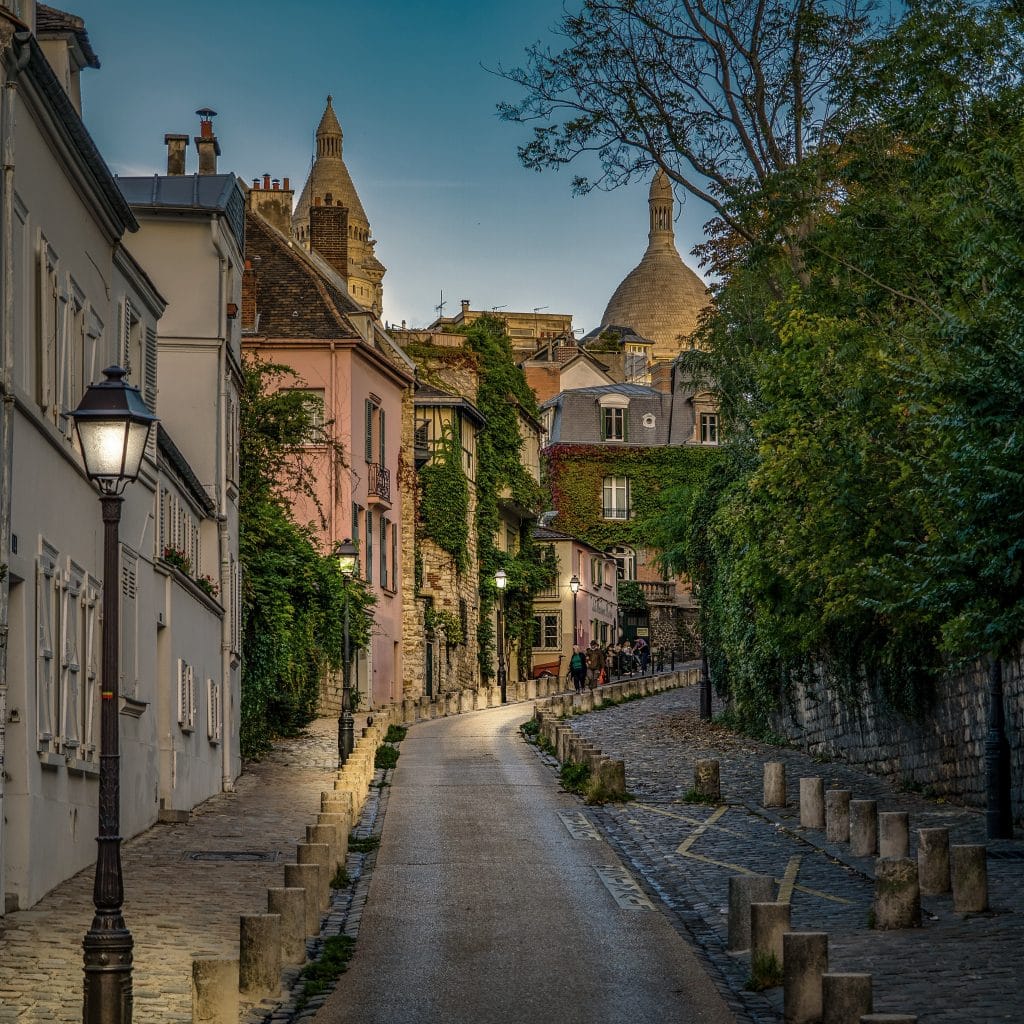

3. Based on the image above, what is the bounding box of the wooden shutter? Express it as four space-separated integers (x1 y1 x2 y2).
379 407 386 467
36 552 58 750
120 549 138 698
364 399 374 462
143 325 158 411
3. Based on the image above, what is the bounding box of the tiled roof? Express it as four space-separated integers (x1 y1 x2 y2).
36 3 99 68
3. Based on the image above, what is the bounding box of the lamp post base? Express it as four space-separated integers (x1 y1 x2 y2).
341 708 354 764
83 916 133 1024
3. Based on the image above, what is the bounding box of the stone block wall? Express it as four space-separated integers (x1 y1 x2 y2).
770 654 1024 821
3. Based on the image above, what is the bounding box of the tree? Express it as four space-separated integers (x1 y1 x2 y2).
498 0 878 276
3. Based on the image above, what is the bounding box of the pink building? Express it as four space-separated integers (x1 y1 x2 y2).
242 199 415 708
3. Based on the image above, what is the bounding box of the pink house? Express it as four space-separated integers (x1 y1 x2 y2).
242 200 415 709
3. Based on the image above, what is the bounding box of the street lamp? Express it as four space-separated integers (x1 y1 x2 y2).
495 568 507 703
72 366 157 1024
569 574 580 647
336 538 358 767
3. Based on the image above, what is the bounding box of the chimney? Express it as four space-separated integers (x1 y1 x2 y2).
194 107 221 175
241 258 258 333
650 360 673 393
164 133 189 175
246 171 295 236
309 203 349 283
460 299 470 316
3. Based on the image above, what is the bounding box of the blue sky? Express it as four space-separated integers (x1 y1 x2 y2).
72 0 711 334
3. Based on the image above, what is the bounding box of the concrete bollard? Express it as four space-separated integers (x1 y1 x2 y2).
267 887 306 966
238 914 281 999
859 1017 918 1023
296 842 332 910
849 800 878 858
951 844 988 913
751 902 791 965
872 858 920 929
764 762 787 808
822 973 872 1024
594 759 627 799
800 778 825 829
728 875 775 951
191 957 238 1024
783 931 828 1024
318 812 351 864
878 812 909 859
825 790 852 843
307 824 339 874
284 863 321 937
916 828 951 895
694 759 721 801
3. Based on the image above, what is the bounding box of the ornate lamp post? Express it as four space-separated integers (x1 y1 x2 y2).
336 538 358 767
72 366 157 1024
495 568 508 703
569 574 580 647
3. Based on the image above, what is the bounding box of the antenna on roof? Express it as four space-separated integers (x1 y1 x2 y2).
435 290 446 319
492 305 507 312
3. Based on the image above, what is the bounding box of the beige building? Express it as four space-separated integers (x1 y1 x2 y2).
0 6 238 911
431 300 575 358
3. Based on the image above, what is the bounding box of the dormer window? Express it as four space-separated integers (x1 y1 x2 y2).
598 393 630 442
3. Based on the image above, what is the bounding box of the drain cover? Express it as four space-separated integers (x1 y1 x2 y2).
184 850 279 862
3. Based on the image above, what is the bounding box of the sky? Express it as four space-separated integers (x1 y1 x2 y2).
72 0 712 335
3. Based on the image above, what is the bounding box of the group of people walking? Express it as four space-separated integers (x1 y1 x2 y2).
567 637 649 694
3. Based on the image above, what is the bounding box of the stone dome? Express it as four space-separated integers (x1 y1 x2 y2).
600 171 709 360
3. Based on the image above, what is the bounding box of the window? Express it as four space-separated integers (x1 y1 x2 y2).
287 388 324 443
120 548 139 699
351 503 362 578
700 412 719 445
380 515 387 584
177 659 195 731
532 612 560 650
365 395 385 465
602 406 625 441
590 557 603 588
391 521 398 592
610 545 637 581
602 476 630 519
207 677 222 744
366 508 374 584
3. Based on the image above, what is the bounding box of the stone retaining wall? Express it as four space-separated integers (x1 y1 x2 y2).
770 655 1024 820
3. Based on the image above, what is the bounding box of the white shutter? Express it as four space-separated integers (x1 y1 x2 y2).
207 678 221 743
178 660 195 731
62 566 83 751
36 550 58 751
120 548 138 698
81 577 100 759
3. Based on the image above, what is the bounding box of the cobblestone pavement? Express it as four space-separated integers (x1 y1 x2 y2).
0 719 345 1023
565 681 1024 1024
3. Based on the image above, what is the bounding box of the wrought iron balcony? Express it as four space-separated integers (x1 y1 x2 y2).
602 506 631 520
367 462 391 505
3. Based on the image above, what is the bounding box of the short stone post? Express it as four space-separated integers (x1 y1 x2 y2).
268 887 306 966
238 914 281 999
751 902 791 965
826 790 852 843
783 931 828 1024
594 758 626 799
694 759 721 801
191 957 238 1024
307 824 339 875
849 800 878 858
822 973 872 1024
951 844 988 912
872 858 920 929
764 762 787 808
296 842 332 910
799 777 825 829
284 863 320 937
916 828 950 895
318 812 351 865
878 812 909 859
728 874 775 951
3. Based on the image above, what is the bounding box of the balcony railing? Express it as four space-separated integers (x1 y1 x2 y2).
638 580 676 603
602 506 631 520
367 462 391 504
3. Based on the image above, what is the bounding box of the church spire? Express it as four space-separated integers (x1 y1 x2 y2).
315 95 343 159
648 168 674 249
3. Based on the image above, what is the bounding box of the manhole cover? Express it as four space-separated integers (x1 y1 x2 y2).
184 850 279 863
987 850 1024 862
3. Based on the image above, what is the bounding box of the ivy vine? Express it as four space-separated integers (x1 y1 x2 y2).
418 421 470 571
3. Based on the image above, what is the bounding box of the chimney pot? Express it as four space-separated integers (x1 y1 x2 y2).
272 179 280 190
252 178 260 189
325 192 333 206
461 299 470 314
164 133 189 176
194 108 220 174
262 173 271 190
283 177 290 191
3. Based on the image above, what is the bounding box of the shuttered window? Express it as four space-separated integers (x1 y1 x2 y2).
364 398 374 462
366 509 373 584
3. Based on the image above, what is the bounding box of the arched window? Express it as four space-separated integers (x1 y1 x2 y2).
609 545 637 580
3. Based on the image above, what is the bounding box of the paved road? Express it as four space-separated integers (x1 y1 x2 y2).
314 705 737 1024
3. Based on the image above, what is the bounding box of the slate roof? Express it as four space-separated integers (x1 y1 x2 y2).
532 524 607 556
36 3 100 68
413 385 486 427
157 426 215 516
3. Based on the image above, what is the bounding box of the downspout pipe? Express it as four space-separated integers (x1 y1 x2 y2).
0 30 32 911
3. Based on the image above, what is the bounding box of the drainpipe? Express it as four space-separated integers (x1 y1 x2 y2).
0 31 32 911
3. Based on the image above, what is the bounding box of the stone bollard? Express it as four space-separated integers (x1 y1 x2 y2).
872 858 920 929
800 778 825 829
191 957 238 1024
307 824 339 875
951 844 988 913
878 812 909 859
268 887 306 966
822 973 872 1024
826 790 852 843
284 863 321 937
296 843 332 909
917 828 951 895
783 931 828 1024
849 800 878 858
594 759 626 799
728 875 775 951
238 914 281 999
859 1017 918 1023
764 762 787 808
751 902 791 965
694 759 721 801
318 812 351 862
322 790 353 821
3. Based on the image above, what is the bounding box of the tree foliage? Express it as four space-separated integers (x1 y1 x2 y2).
239 358 374 759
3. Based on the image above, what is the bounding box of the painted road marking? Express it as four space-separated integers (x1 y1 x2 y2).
595 865 656 910
777 855 802 904
677 805 729 854
635 802 748 839
558 812 601 840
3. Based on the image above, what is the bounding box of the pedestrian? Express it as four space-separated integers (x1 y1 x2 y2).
635 636 649 673
569 645 586 694
621 639 635 675
585 640 602 689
